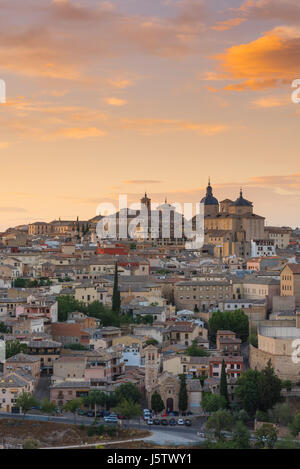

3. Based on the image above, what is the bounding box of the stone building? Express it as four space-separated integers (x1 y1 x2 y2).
174 279 232 314
280 263 300 308
198 181 265 258
249 314 300 383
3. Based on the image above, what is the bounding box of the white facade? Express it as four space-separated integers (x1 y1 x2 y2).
251 239 276 258
122 345 143 367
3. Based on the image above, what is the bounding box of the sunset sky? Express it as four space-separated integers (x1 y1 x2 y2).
0 0 300 231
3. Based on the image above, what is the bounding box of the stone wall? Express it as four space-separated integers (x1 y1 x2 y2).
249 345 300 383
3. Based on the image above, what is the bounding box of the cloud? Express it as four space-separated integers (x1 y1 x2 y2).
119 118 229 135
236 0 300 23
212 17 246 31
52 127 107 140
105 97 127 107
0 206 27 213
210 0 300 32
213 26 300 91
0 142 11 149
0 0 211 85
251 95 290 107
123 180 162 185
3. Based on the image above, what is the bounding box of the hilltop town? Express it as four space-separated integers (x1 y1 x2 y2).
0 182 300 449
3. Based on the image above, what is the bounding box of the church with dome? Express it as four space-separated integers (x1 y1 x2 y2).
201 180 265 258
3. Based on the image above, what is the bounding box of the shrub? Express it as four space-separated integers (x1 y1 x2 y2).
87 426 96 437
96 424 105 436
106 426 117 437
23 438 40 449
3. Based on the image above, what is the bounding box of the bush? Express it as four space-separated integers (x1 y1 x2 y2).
106 426 117 437
87 426 96 437
23 438 40 449
96 424 105 436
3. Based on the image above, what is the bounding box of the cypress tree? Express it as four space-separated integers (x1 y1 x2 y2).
112 262 121 313
178 374 188 413
220 359 229 406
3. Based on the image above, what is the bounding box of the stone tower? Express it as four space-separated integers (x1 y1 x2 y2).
201 179 219 217
145 345 160 394
141 192 151 213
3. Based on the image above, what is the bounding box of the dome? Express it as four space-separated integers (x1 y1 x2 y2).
201 181 219 206
232 190 253 207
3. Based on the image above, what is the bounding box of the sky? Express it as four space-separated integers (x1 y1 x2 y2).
0 0 300 231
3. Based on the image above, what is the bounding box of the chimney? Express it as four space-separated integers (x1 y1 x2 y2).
296 311 300 329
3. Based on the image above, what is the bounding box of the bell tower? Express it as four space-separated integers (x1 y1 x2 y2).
141 192 151 212
145 345 160 393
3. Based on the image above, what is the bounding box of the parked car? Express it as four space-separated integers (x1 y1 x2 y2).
117 414 126 420
77 409 86 416
184 419 192 426
104 416 118 423
87 411 95 417
153 419 160 425
177 419 184 425
160 419 169 426
169 418 176 426
147 419 154 425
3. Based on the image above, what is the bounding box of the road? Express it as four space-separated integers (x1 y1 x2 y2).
0 411 206 446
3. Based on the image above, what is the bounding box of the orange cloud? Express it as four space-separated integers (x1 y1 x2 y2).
212 17 245 31
236 0 300 23
105 97 127 107
251 95 289 108
214 26 300 90
119 118 229 136
52 127 107 140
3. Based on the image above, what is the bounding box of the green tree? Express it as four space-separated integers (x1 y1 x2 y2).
113 399 142 426
0 322 9 333
202 393 227 413
220 360 229 406
209 309 249 343
115 383 141 404
281 380 293 392
248 331 258 348
63 398 83 423
255 423 278 449
275 436 299 449
5 340 28 359
258 360 282 412
151 391 165 414
112 263 121 313
205 409 234 441
56 295 87 322
186 340 209 357
16 392 39 419
235 363 282 418
40 399 57 420
267 402 293 426
145 338 159 346
178 374 188 413
232 421 251 449
289 413 300 437
64 343 89 351
88 390 106 421
14 278 26 288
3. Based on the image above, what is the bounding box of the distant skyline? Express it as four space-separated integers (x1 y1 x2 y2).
0 1 300 230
